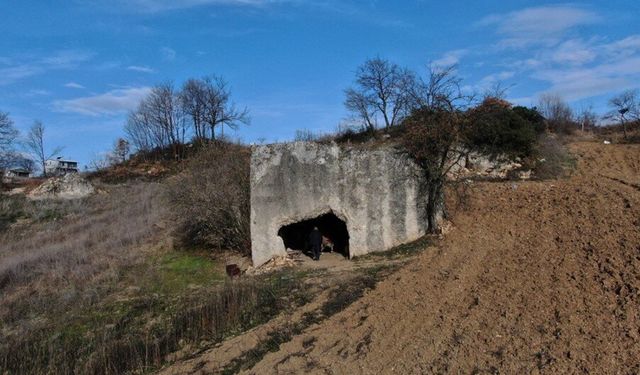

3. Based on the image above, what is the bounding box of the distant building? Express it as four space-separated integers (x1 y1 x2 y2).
3 168 31 181
45 157 79 176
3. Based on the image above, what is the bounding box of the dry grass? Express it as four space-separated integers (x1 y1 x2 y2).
0 183 167 326
0 179 315 375
1 274 309 375
530 133 576 180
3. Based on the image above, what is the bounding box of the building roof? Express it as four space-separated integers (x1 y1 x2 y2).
47 158 78 163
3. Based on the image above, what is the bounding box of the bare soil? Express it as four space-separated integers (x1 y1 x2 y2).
162 141 640 374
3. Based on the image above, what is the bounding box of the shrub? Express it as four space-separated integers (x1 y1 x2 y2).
513 106 546 134
467 98 537 159
169 141 251 254
531 133 575 180
0 195 26 232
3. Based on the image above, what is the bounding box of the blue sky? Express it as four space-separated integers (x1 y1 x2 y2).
1 1 639 167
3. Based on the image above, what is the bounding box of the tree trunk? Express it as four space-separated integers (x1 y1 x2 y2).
425 177 444 233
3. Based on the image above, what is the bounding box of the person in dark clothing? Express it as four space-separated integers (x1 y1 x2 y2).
309 226 322 261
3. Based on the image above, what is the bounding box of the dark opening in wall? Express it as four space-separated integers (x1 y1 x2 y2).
277 212 350 258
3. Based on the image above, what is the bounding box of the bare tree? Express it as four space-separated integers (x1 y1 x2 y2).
88 152 112 171
200 76 249 140
537 93 575 134
0 111 19 171
606 89 639 138
180 78 208 141
344 88 377 132
14 156 36 174
408 64 471 112
24 120 63 176
145 82 188 147
113 138 130 163
125 76 248 158
576 105 598 132
483 81 512 101
125 83 187 159
125 109 154 152
294 129 318 142
345 57 415 132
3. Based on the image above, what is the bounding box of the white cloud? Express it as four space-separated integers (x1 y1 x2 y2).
116 0 281 12
551 39 597 65
479 71 515 86
534 56 640 101
0 50 93 85
478 5 600 48
486 27 640 103
41 50 95 68
53 86 152 116
601 34 640 60
432 49 467 68
24 89 51 97
0 65 42 85
160 47 176 61
127 65 156 73
64 82 85 89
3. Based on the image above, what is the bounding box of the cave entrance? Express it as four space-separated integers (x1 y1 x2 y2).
277 212 350 258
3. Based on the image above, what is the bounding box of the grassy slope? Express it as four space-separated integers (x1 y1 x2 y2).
0 180 234 374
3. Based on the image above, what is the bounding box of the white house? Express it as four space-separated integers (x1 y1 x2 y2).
45 157 79 176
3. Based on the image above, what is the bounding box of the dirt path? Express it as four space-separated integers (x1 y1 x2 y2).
165 142 640 374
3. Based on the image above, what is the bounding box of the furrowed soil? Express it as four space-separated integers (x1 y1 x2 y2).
163 142 640 374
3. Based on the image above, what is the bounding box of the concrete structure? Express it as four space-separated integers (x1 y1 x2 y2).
45 157 79 176
250 141 432 266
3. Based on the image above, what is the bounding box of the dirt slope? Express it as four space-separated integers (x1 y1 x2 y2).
239 142 640 374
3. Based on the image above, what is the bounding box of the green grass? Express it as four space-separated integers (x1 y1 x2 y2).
153 251 224 294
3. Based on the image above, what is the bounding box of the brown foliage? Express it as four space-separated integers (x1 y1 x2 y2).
169 141 251 254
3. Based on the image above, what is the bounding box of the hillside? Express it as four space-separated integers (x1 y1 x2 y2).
163 141 640 374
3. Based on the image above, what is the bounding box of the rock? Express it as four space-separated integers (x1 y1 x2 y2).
28 173 95 200
448 152 524 180
518 170 532 180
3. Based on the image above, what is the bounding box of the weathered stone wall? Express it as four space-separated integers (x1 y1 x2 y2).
250 141 429 266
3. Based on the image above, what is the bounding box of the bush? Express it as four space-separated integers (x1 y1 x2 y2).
513 106 546 134
169 141 251 254
467 98 537 159
0 195 26 232
531 133 575 180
